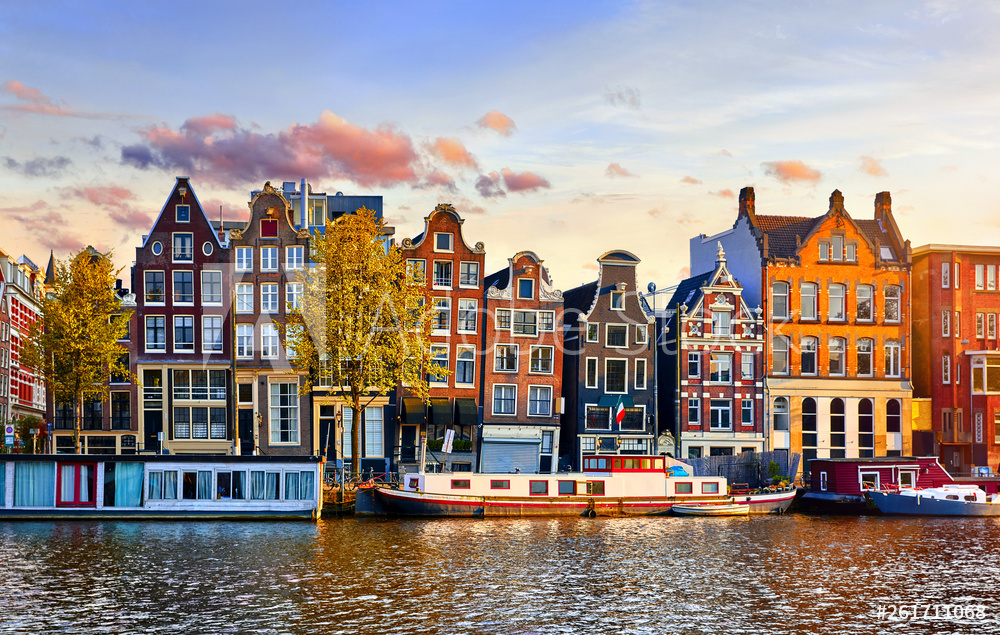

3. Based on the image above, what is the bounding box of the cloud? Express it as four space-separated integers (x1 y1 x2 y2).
446 195 487 216
476 110 517 136
123 110 421 189
582 262 598 271
605 163 637 178
710 189 735 198
3 155 72 177
427 137 479 170
419 170 458 192
501 168 550 193
75 135 103 150
60 185 153 232
202 197 249 223
860 156 887 177
604 86 641 109
647 209 661 218
677 266 691 279
681 176 702 185
1 201 84 253
1 80 112 119
761 160 821 184
475 172 506 198
713 149 733 157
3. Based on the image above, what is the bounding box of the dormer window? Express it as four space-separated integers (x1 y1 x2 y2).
435 232 454 252
176 205 190 223
518 278 534 299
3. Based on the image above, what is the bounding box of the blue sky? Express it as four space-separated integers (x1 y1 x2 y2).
2 1 1000 289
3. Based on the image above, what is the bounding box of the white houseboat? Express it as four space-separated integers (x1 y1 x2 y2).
0 454 324 520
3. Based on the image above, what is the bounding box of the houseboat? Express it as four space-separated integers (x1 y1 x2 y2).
0 454 324 520
370 455 795 517
800 456 953 514
867 484 1000 517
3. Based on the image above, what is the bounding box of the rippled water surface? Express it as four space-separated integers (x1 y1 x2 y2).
2 515 1000 634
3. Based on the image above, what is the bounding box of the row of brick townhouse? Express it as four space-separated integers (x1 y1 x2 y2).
0 249 46 431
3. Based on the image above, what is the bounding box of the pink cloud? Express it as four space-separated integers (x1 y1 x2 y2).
419 170 458 192
761 160 821 184
1 80 111 119
477 110 517 136
501 168 550 193
2 202 84 253
182 113 238 136
681 176 701 185
427 137 479 169
605 163 637 178
475 172 505 198
677 266 691 279
648 209 661 218
710 189 735 198
60 185 153 232
860 156 887 177
202 197 249 223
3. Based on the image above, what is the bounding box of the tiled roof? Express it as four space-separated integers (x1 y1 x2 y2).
855 219 899 260
754 215 822 258
561 281 597 326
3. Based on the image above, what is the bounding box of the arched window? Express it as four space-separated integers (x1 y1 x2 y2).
885 339 901 378
801 337 818 375
800 282 817 320
857 338 874 376
829 337 846 375
859 398 874 458
886 399 901 433
856 285 873 321
773 335 790 374
884 285 901 323
773 397 789 431
829 284 846 321
772 282 789 319
830 398 846 458
801 398 817 461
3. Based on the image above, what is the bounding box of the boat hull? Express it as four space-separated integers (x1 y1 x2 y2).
731 489 797 514
867 491 1000 517
673 504 749 517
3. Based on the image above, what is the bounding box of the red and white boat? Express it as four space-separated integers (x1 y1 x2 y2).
371 455 795 517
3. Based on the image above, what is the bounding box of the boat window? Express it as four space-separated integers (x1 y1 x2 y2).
654 459 663 470
819 472 828 491
451 479 471 489
232 471 246 500
217 472 233 499
614 459 623 470
490 480 510 489
965 495 977 502
703 482 720 494
250 471 279 500
14 462 56 507
586 481 605 496
529 480 548 496
641 459 651 470
675 482 693 494
285 472 301 499
558 481 576 496
148 470 178 500
408 478 420 489
182 471 213 500
104 462 144 507
946 495 959 500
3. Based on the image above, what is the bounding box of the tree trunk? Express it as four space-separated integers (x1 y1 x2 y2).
75 390 83 454
351 392 362 479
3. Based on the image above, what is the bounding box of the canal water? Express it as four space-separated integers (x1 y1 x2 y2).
1 515 999 634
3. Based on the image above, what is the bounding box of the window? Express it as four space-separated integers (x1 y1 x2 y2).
261 324 279 359
174 316 194 352
458 261 479 287
976 264 985 290
942 262 951 288
606 324 627 347
457 299 477 333
236 325 253 358
773 335 789 374
635 324 647 344
258 284 278 313
800 283 817 320
491 480 510 489
173 233 193 262
236 247 253 271
800 337 817 375
111 392 130 430
830 337 845 375
433 260 453 288
741 399 753 426
772 282 789 319
712 311 731 336
772 397 789 431
606 359 627 393
270 383 299 444
710 400 731 430
610 291 624 310
202 316 223 352
455 347 475 385
513 310 537 336
635 358 647 389
451 479 471 490
978 313 985 338
955 311 961 339
261 247 278 272
493 385 516 415
529 386 552 416
529 481 548 496
857 338 874 376
991 265 997 291
710 353 732 383
620 407 644 431
859 399 874 458
829 284 845 321
494 344 517 372
144 271 165 304
688 352 701 378
688 398 700 424
943 354 951 384
530 346 553 373
846 243 857 261
830 398 846 458
201 270 222 305
365 406 384 457
407 259 426 283
819 242 829 261
539 311 555 332
151 241 163 256
57 463 96 507
435 232 454 252
286 283 302 311
518 278 534 299
586 323 599 343
585 358 598 388
236 284 253 313
430 345 449 384
857 285 873 321
145 316 165 351
586 406 611 430
173 271 194 304
286 246 304 270
741 354 753 380
955 263 961 289
884 286 900 323
991 314 998 340
831 235 844 261
433 298 451 331
942 310 950 337
495 309 511 330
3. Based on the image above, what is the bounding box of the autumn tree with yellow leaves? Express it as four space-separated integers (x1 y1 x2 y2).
284 207 445 477
22 247 132 453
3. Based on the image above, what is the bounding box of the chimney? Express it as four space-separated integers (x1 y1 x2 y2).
874 191 891 226
739 187 756 220
300 178 308 229
829 190 845 214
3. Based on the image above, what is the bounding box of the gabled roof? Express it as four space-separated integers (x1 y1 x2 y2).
141 177 223 249
754 215 822 258
402 203 485 254
562 281 598 327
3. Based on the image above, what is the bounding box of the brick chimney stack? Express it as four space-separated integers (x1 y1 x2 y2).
739 186 755 220
874 191 891 225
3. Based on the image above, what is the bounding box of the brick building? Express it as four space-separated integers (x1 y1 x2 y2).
912 244 1000 474
397 203 485 472
662 243 766 458
1 249 46 436
562 250 657 469
692 188 913 471
481 251 564 473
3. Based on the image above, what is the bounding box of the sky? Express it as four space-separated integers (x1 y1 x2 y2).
3 1 1000 292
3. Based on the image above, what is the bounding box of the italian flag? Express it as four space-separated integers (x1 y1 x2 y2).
615 396 626 425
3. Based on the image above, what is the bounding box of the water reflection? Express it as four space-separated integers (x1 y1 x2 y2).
2 516 1000 634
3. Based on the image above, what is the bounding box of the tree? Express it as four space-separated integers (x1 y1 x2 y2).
284 207 445 477
22 247 132 453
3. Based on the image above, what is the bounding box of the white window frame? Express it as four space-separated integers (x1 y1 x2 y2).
202 315 223 353
943 354 951 384
201 270 223 306
539 310 556 332
235 247 253 272
529 345 554 374
830 337 846 376
586 322 599 343
635 324 647 344
885 340 901 378
955 262 961 289
884 286 901 324
741 399 753 426
688 397 700 424
741 353 754 380
236 325 252 358
457 298 478 334
432 297 451 333
173 315 195 353
772 335 789 375
494 343 518 372
172 232 194 263
261 283 280 314
433 260 453 289
176 204 190 223
492 384 517 416
285 246 304 271
800 282 817 320
856 284 873 322
286 282 302 311
145 315 166 352
976 264 985 290
712 310 731 336
269 382 300 445
172 270 194 306
528 385 552 417
605 323 628 348
430 345 449 385
434 232 454 253
990 265 997 291
942 262 951 288
709 352 733 383
610 291 624 311
260 247 278 272
605 358 628 394
772 281 789 319
144 270 165 305
458 261 479 288
517 278 534 299
261 324 280 359
585 357 598 388
710 399 732 431
236 283 254 314
407 259 426 284
942 310 950 337
688 352 701 378
635 358 647 389
829 284 845 321
455 345 476 386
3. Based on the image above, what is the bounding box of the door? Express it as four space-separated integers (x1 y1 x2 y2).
401 425 417 462
144 411 162 453
238 409 254 456
319 405 337 460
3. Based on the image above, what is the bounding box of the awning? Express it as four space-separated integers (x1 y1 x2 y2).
430 398 452 426
597 395 634 408
482 437 541 445
455 398 478 426
402 398 425 424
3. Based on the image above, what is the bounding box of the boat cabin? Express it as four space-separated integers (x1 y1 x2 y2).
809 456 952 497
897 484 994 504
